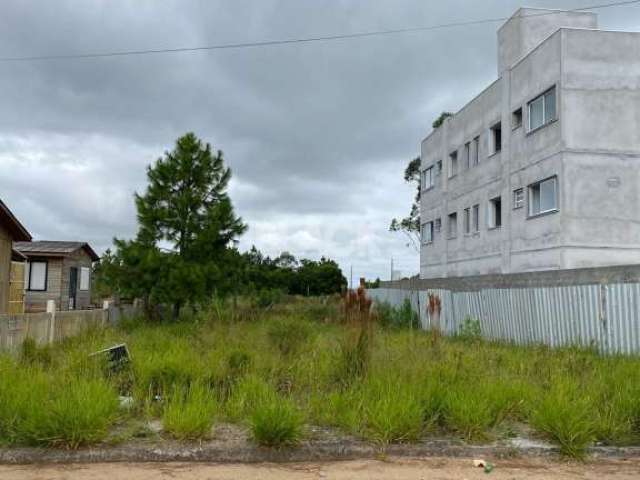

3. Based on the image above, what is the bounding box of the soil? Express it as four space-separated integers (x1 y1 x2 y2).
2 457 640 479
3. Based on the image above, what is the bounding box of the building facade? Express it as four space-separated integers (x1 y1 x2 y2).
420 8 640 279
0 199 31 314
14 241 99 312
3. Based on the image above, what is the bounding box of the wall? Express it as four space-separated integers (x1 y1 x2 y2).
0 225 11 314
369 266 640 354
60 249 94 310
24 258 63 313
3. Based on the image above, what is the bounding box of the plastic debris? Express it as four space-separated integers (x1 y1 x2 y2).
473 459 494 474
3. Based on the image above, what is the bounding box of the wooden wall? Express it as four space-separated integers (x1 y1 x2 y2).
24 258 63 313
60 249 94 310
0 225 11 314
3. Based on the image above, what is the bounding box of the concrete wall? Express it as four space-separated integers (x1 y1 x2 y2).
0 225 11 314
420 11 640 279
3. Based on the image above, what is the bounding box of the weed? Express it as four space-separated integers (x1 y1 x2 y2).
162 383 217 440
267 319 312 356
250 398 303 447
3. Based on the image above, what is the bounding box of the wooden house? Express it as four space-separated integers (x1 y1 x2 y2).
14 241 99 312
0 199 32 314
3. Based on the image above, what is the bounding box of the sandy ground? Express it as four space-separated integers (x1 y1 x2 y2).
2 457 640 480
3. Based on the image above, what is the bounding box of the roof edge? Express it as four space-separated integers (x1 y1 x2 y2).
0 199 31 241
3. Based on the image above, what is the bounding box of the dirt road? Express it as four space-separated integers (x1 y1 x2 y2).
2 457 639 480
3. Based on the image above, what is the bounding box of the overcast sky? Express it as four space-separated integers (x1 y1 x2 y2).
1 0 639 282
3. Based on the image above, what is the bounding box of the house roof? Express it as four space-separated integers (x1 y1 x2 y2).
14 241 100 262
11 248 27 261
0 199 31 242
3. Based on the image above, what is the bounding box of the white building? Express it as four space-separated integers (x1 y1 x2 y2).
420 7 640 279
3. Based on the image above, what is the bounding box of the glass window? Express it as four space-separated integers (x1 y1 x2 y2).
464 142 470 169
449 151 458 178
490 122 501 154
80 267 90 291
473 136 480 165
488 196 502 228
434 218 441 233
528 87 556 131
28 261 47 291
464 207 471 234
422 166 434 190
529 176 558 216
513 188 524 209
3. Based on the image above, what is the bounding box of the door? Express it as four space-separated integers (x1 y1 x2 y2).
8 261 25 314
68 267 78 310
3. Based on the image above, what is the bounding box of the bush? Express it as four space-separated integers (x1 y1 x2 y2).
250 398 303 447
225 375 276 422
458 317 482 341
267 319 312 356
227 350 253 378
530 381 596 458
335 328 370 385
376 300 420 329
163 383 217 440
255 289 285 308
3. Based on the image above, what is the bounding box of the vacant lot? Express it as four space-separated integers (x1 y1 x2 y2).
1 296 640 459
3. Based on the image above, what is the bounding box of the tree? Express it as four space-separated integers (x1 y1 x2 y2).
106 133 246 319
432 111 452 129
389 156 421 251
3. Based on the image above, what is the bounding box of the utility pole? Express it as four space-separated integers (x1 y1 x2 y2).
390 257 394 281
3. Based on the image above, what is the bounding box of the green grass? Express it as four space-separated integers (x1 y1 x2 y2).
162 383 217 440
1 296 640 458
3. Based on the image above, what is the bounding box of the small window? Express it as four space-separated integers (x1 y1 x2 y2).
513 188 524 209
512 107 522 129
448 151 458 178
528 86 556 131
473 136 480 166
422 166 434 190
463 207 471 234
472 204 480 232
28 261 47 291
421 221 434 244
529 176 558 216
464 142 471 169
447 212 458 239
434 218 442 233
488 196 502 228
490 122 502 154
80 267 90 291
435 160 443 185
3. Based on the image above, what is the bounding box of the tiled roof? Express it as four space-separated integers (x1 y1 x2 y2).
14 241 99 261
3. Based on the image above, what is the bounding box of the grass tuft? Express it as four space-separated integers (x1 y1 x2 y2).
162 383 217 440
250 398 303 447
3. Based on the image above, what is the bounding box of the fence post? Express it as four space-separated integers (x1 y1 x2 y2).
46 300 56 344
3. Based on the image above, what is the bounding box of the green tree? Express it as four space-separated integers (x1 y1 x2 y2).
389 156 421 251
107 133 246 319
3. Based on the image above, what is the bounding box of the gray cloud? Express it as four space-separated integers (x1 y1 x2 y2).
0 0 638 280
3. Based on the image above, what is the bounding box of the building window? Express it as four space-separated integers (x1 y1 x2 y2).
434 218 441 233
490 122 502 154
422 166 434 190
463 207 471 234
464 142 471 169
529 176 558 216
435 160 442 185
472 204 480 232
488 196 502 228
448 151 458 178
447 212 457 239
27 261 47 291
473 136 480 166
80 267 90 291
528 86 556 131
513 188 524 209
512 107 522 129
421 222 434 244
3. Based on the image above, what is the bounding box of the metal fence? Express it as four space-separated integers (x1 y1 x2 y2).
368 283 640 354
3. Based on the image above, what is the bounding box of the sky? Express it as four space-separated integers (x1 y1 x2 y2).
1 0 639 283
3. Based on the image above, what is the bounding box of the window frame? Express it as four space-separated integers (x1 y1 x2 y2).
422 166 434 191
527 86 557 132
512 107 523 130
79 266 90 291
27 259 48 292
513 188 524 209
463 207 471 235
421 221 434 244
489 121 502 155
472 136 480 166
448 150 458 178
434 217 442 233
464 142 471 169
528 175 559 218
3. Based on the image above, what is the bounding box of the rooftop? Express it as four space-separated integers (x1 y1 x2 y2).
14 241 99 262
0 199 31 242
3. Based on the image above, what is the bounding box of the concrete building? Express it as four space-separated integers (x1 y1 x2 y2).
420 7 640 279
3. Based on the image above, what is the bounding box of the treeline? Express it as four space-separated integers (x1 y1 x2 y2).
93 133 346 318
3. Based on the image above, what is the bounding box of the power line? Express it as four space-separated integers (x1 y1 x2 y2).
1 0 639 62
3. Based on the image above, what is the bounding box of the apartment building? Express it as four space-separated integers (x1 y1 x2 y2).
420 7 640 278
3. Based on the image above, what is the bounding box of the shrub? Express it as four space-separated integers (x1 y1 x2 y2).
225 375 276 422
256 289 285 309
376 300 420 329
227 350 253 378
458 317 482 341
267 319 312 356
445 388 496 441
250 398 303 447
163 383 217 440
530 381 596 458
335 328 370 385
363 381 423 444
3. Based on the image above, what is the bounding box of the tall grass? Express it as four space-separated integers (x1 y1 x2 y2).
2 295 640 458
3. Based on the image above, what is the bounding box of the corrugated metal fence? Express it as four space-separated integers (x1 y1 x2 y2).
368 283 640 354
